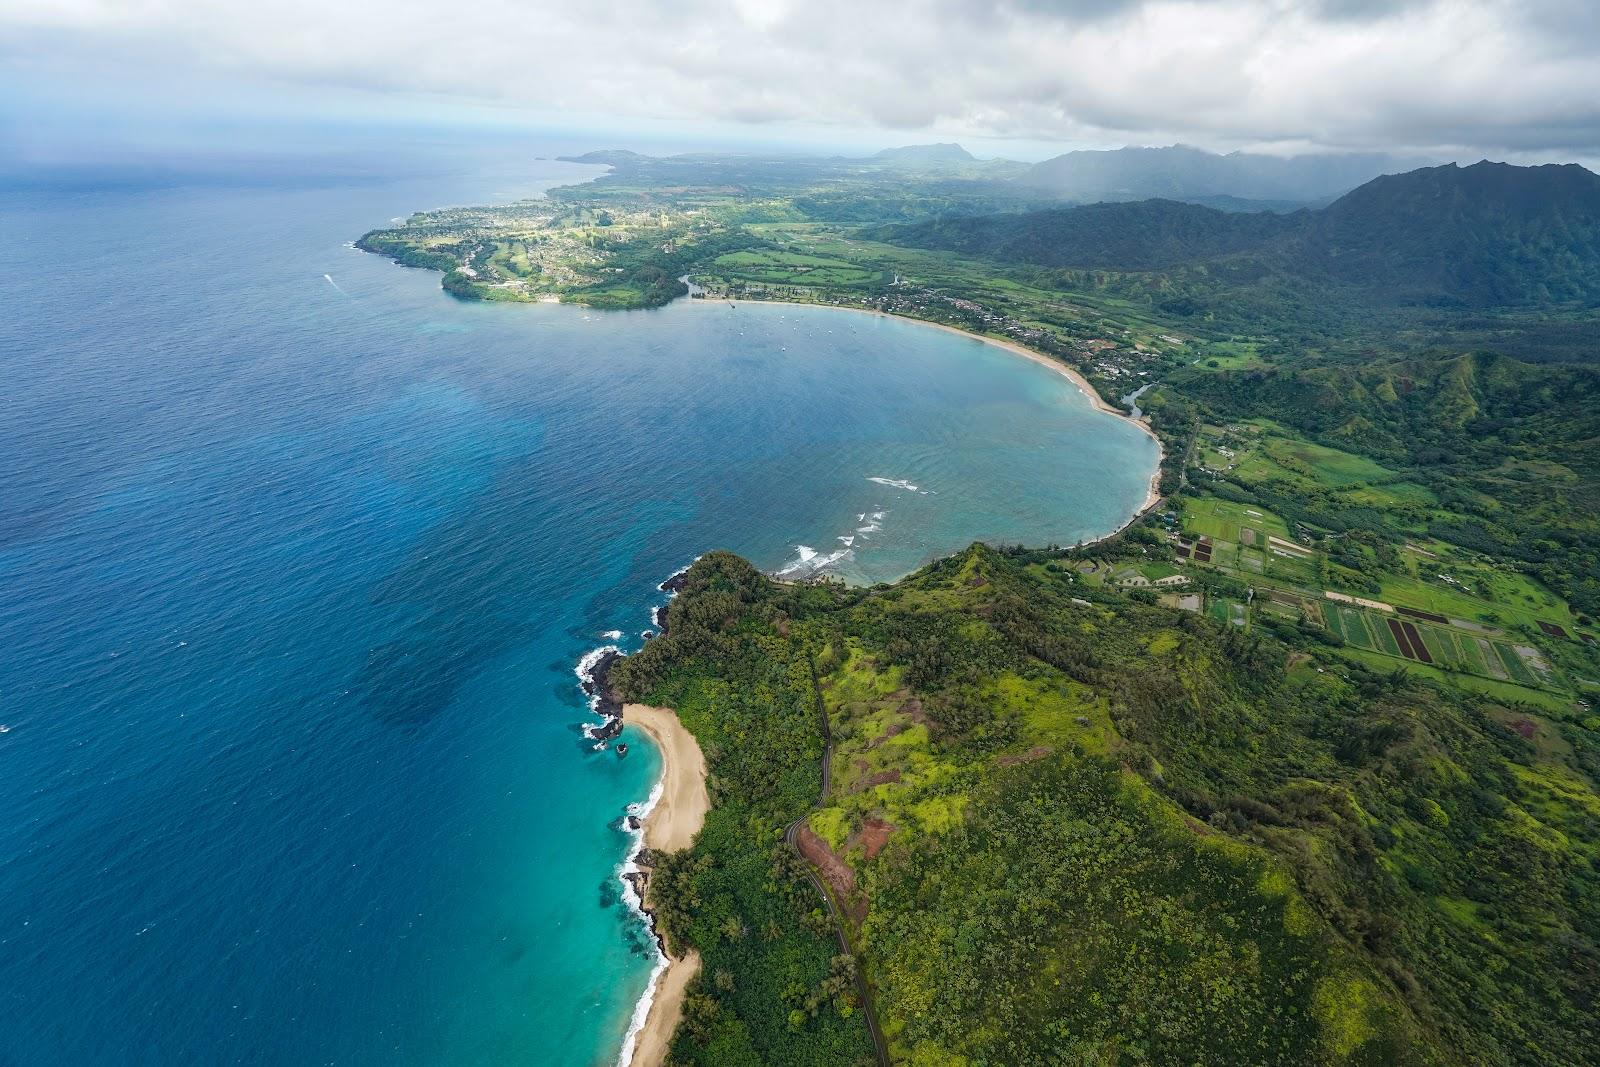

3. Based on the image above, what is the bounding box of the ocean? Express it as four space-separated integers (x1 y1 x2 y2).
0 141 1157 1064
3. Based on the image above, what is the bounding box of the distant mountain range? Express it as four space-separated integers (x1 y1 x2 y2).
871 143 975 167
1014 144 1435 206
878 161 1600 308
559 143 1427 208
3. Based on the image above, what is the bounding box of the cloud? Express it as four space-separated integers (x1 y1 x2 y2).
2 0 1598 156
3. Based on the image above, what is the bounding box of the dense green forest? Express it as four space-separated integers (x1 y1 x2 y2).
876 162 1600 332
870 198 1305 271
618 550 1600 1065
369 148 1600 1062
1173 352 1600 617
610 565 877 1067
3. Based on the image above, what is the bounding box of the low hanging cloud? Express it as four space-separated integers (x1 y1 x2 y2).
3 0 1599 155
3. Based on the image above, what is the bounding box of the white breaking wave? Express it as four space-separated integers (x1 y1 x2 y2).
837 535 855 547
867 476 932 495
575 644 623 715
575 644 621 686
323 273 349 296
856 523 881 535
776 544 852 579
600 629 623 640
615 779 668 1067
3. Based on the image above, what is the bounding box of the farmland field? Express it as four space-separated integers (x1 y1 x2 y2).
1259 435 1399 487
1369 612 1402 655
1378 569 1572 631
1496 645 1540 686
1341 608 1375 648
1182 497 1290 541
712 248 881 286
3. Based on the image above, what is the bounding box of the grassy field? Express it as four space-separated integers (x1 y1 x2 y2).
1340 647 1572 712
1260 436 1397 487
1184 496 1291 542
1376 568 1572 630
712 248 882 286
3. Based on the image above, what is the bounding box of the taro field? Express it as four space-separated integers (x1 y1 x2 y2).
1322 603 1555 690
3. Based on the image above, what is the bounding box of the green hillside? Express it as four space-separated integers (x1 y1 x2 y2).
1175 351 1600 616
878 161 1600 311
617 549 1600 1066
1301 163 1600 306
870 198 1303 270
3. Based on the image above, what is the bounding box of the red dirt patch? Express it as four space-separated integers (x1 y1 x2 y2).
1387 617 1417 659
850 769 902 793
850 818 895 860
795 825 862 920
998 745 1053 767
867 722 907 748
1509 718 1537 739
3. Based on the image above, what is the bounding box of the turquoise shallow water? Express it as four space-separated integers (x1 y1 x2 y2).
0 150 1156 1064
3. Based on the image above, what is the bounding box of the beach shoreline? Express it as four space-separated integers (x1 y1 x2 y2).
611 300 1164 1063
690 296 1166 527
625 704 709 854
619 703 710 1067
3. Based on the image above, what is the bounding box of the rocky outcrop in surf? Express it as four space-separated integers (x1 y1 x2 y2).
578 646 627 750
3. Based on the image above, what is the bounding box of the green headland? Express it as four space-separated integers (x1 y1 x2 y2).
367 147 1600 1066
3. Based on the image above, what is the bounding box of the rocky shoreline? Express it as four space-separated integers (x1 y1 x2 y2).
572 563 706 1067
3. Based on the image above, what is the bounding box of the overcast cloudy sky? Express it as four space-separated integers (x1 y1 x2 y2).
3 0 1597 161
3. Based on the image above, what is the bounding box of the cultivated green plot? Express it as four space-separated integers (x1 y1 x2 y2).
1261 436 1400 487
1496 644 1540 687
1369 613 1402 656
1323 605 1348 641
1339 607 1377 650
1416 625 1457 668
1266 551 1318 583
1454 633 1491 675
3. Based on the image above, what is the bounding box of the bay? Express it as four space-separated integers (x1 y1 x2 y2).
0 143 1155 1065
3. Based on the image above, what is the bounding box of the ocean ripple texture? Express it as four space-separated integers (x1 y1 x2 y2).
0 153 1156 1064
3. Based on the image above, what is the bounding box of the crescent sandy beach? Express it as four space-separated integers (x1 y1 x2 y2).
623 704 711 1067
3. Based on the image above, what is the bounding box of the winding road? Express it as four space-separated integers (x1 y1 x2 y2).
784 657 890 1067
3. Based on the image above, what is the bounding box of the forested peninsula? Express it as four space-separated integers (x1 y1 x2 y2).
369 147 1600 1065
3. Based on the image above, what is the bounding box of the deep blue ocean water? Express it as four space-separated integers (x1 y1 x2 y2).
0 144 1156 1065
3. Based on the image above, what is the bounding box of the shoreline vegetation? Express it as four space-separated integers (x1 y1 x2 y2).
384 151 1600 1064
593 316 1163 1063
620 703 709 1067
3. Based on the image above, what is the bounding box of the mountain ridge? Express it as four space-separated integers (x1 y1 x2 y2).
1017 143 1437 204
880 160 1600 309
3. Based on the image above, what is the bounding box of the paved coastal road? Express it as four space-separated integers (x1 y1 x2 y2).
784 659 890 1067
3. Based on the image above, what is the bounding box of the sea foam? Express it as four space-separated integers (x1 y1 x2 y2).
776 544 852 579
615 779 668 1067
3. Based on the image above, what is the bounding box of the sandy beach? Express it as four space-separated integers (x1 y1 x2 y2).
625 703 709 852
694 297 1166 519
626 950 700 1067
914 319 1166 517
623 703 710 1067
